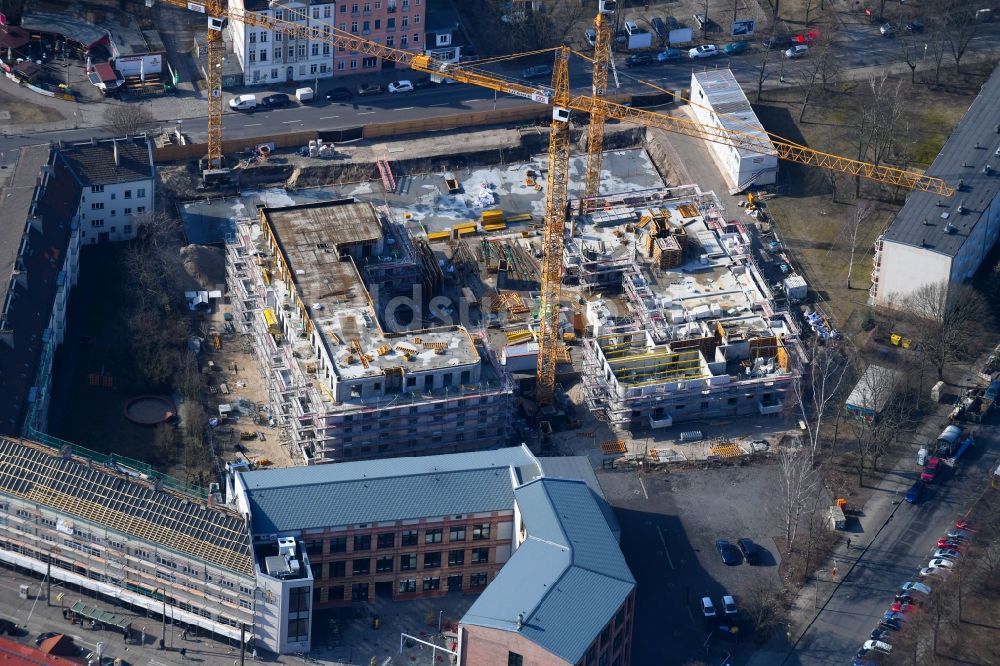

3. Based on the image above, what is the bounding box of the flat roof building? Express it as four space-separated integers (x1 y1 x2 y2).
871 64 1000 308
226 200 514 463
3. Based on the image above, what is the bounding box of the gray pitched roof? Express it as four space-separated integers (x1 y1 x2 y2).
461 478 635 664
692 69 776 160
240 446 538 533
57 136 154 187
882 64 1000 257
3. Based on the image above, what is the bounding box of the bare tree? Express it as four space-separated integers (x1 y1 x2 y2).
844 200 877 290
936 0 981 73
902 281 991 379
855 71 905 196
897 26 922 84
743 580 785 637
752 33 775 103
926 18 950 84
102 104 155 136
779 447 818 551
795 340 849 461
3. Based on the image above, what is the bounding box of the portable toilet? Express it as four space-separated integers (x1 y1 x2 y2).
917 448 928 466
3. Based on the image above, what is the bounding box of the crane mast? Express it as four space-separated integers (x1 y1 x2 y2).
535 47 572 406
583 4 615 201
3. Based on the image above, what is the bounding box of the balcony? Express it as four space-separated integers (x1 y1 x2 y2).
757 400 783 415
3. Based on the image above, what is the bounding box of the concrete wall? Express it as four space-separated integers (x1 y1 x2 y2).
873 241 952 307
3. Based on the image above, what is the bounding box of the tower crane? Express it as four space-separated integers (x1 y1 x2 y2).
153 0 954 406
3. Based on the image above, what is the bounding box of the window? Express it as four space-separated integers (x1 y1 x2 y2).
287 618 308 643
261 32 268 42
508 653 524 666
351 21 358 32
298 44 306 57
337 61 345 70
136 188 146 198
413 33 418 43
323 44 330 55
399 554 416 571
374 19 380 29
450 526 466 542
329 561 345 578
376 556 393 573
123 224 132 235
330 537 347 553
402 16 408 27
414 14 419 23
91 202 104 210
423 551 441 569
250 32 257 43
400 35 407 46
351 2 359 12
312 43 319 56
124 189 131 198
274 9 283 20
324 5 331 17
401 530 418 546
352 558 370 575
274 48 281 60
398 578 416 593
362 56 376 68
422 577 440 591
310 63 317 74
353 535 371 551
448 549 465 566
387 17 395 29
289 585 310 612
91 219 104 228
472 524 490 540
312 7 320 18
425 529 443 544
363 20 370 32
471 548 489 564
376 533 394 549
386 35 394 47
470 572 488 587
137 206 145 214
329 585 344 601
91 185 104 193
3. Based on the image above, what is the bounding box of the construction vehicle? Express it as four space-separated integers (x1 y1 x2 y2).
153 0 954 406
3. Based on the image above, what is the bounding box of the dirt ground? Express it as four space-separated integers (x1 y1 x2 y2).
0 87 65 125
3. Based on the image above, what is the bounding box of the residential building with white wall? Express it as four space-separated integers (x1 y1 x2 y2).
870 65 1000 308
58 136 156 245
227 0 427 86
689 69 778 192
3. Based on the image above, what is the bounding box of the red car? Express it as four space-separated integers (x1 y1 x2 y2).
955 519 976 532
937 538 962 549
891 601 915 614
920 457 941 483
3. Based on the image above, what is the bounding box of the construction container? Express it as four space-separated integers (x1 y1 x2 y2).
480 209 505 225
427 230 451 242
453 222 478 238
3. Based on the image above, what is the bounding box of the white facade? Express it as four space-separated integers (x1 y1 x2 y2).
228 0 336 86
689 70 777 191
78 180 155 244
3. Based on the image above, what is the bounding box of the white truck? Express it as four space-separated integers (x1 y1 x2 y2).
295 87 315 103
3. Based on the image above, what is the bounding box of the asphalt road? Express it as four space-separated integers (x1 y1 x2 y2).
787 417 1000 665
2 19 999 155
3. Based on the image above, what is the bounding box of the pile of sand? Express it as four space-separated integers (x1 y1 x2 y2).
180 244 226 291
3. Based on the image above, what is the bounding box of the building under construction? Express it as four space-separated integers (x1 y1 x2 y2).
225 200 514 464
579 188 801 431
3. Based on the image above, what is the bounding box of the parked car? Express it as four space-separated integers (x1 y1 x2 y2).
890 601 915 614
228 94 257 111
716 539 742 565
928 558 955 570
878 617 902 632
862 639 893 655
955 519 976 532
869 627 889 641
937 538 962 549
904 480 924 503
700 596 717 618
387 80 414 93
784 44 809 59
35 632 59 647
585 28 597 46
656 48 682 62
260 93 290 109
919 565 951 578
932 548 961 561
412 77 436 90
326 87 353 101
906 19 925 32
723 41 749 55
901 581 932 595
946 528 972 541
624 53 654 67
651 17 667 40
921 457 941 483
880 22 896 36
0 619 17 636
737 538 760 564
357 82 383 96
766 35 794 50
722 595 738 616
688 44 719 59
522 64 553 79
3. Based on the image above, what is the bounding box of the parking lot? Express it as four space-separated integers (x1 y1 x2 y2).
597 460 790 663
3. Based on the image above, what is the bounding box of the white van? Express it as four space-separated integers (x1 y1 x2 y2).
229 94 257 111
295 87 314 103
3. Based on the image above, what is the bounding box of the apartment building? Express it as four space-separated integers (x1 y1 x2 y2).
0 144 83 437
58 136 156 244
871 64 1000 309
225 200 514 464
228 0 427 86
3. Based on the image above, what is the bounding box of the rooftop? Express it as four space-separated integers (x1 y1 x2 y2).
238 445 540 534
21 11 108 48
461 478 635 664
0 438 254 576
0 144 80 435
882 64 1000 256
57 136 154 187
258 201 481 380
691 69 777 160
